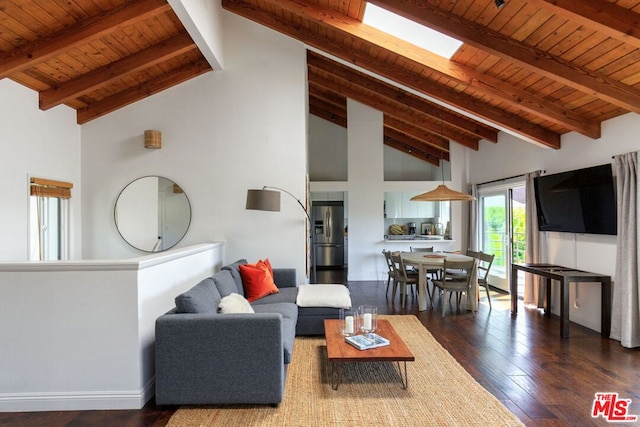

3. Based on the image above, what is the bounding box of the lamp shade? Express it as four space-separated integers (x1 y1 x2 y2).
246 189 281 211
411 184 476 202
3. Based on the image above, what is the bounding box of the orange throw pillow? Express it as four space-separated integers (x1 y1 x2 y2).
239 259 279 302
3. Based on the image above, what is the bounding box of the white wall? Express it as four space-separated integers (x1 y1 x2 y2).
308 114 347 181
468 112 640 332
0 243 221 411
383 145 443 181
0 80 82 261
347 100 384 280
81 12 309 277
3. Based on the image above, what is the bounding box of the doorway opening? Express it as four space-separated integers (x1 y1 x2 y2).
478 182 526 296
310 191 348 284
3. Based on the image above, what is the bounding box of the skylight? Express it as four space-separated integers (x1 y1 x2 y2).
362 3 462 59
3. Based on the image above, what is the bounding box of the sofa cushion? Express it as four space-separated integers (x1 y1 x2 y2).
213 270 239 297
296 284 351 308
175 278 221 313
251 286 298 305
221 259 247 295
239 262 279 302
253 302 298 364
218 293 255 314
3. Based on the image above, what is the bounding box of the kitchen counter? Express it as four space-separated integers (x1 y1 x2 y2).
382 238 455 244
384 234 448 241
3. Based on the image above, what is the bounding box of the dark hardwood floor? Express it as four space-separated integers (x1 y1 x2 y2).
2 268 638 426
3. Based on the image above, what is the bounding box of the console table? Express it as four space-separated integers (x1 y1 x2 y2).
511 263 611 339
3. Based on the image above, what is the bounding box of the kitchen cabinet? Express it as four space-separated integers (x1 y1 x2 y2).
311 191 344 202
401 193 418 218
385 192 437 218
417 198 435 217
385 192 403 218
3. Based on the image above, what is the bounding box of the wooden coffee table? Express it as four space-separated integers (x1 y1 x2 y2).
324 319 415 390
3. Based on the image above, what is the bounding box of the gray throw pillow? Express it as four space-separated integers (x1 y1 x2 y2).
221 259 248 295
175 278 221 313
213 270 239 297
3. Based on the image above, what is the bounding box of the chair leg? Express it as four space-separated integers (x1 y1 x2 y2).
441 290 447 318
429 283 434 309
401 282 407 308
385 276 391 296
484 284 492 308
425 277 433 302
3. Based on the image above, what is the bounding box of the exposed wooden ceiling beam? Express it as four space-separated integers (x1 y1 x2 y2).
309 95 348 127
309 95 347 117
76 59 211 124
308 84 347 110
309 84 449 156
384 131 443 167
223 0 561 148
308 67 480 150
304 2 597 138
308 51 497 143
0 0 171 80
39 34 197 110
309 104 348 128
370 0 640 114
447 57 601 139
527 0 640 49
383 116 450 155
309 85 450 155
310 81 449 154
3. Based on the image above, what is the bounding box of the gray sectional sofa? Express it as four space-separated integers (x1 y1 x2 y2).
154 259 341 406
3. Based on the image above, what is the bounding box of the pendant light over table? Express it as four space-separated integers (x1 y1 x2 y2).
410 113 475 202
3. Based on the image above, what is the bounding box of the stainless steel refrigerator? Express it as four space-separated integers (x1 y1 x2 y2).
313 203 344 267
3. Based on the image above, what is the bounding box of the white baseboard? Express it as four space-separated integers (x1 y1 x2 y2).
0 379 155 412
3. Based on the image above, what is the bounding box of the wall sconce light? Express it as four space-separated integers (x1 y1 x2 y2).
144 130 162 149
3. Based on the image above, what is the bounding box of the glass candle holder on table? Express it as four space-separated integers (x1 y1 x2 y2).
339 308 358 336
358 305 377 334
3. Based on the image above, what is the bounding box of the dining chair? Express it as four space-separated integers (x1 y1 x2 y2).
474 251 495 308
390 252 419 307
382 250 399 297
410 246 439 300
410 246 438 273
410 246 434 252
432 259 476 318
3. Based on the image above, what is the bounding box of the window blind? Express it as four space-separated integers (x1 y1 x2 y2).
30 177 73 199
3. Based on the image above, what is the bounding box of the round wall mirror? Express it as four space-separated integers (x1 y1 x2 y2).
114 176 191 252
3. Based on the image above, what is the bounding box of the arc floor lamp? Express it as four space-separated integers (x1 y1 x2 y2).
246 186 316 283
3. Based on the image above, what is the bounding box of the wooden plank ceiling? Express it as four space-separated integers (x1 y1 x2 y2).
0 0 211 124
2 1 640 163
223 0 640 161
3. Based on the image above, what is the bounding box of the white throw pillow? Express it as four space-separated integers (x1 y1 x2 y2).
218 293 255 314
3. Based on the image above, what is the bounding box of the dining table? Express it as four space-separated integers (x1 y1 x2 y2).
401 251 478 312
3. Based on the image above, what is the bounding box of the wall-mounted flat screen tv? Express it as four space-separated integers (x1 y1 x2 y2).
534 164 617 235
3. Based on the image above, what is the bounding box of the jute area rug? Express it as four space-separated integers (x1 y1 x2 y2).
167 315 523 427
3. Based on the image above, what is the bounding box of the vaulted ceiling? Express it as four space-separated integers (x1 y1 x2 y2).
0 0 211 124
2 0 640 163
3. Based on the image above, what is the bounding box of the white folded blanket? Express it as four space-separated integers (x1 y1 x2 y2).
296 284 351 308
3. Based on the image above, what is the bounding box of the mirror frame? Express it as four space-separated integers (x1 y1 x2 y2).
114 176 192 252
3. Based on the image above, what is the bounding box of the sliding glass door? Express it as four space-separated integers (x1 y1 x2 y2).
478 184 526 293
